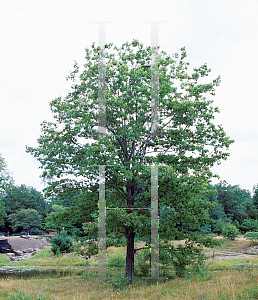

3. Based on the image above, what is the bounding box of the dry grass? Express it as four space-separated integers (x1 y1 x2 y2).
0 237 257 299
207 257 258 271
213 236 258 250
0 267 257 299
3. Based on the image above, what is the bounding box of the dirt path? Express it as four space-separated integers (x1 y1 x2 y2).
204 249 258 259
204 236 258 259
0 236 51 252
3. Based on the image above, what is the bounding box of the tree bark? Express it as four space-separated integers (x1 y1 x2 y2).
125 179 136 284
125 227 134 284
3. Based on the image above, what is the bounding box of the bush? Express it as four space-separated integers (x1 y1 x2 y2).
160 240 207 278
50 232 73 255
244 231 258 241
134 248 150 277
222 223 238 240
240 218 258 233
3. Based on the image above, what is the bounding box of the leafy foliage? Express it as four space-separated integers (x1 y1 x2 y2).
160 240 207 278
26 40 233 282
240 218 258 233
2 185 47 217
50 232 73 255
0 154 13 228
253 184 258 210
134 248 150 277
0 199 7 228
244 231 258 241
208 181 252 223
0 154 14 196
8 208 42 232
222 222 238 240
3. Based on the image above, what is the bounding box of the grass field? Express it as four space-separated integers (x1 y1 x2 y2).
0 238 257 299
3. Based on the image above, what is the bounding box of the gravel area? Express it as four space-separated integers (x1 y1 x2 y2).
0 236 51 252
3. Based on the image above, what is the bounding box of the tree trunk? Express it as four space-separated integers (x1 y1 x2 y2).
125 227 135 284
125 179 136 284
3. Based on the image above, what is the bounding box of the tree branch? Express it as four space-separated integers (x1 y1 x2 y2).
134 246 151 254
133 175 151 199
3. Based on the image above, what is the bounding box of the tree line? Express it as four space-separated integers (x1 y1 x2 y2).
1 156 258 237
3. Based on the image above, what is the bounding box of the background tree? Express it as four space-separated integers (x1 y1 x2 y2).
208 181 252 223
26 40 233 283
0 154 14 229
0 199 7 228
253 184 258 210
2 184 47 217
0 154 14 196
8 208 42 232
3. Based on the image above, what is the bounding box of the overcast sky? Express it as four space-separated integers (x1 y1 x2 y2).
0 0 257 194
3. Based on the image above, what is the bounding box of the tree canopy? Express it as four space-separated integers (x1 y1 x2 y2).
0 154 13 228
8 208 42 232
26 40 234 283
2 184 47 217
0 154 14 196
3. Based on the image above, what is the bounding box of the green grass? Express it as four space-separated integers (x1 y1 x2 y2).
207 257 258 271
5 248 89 267
0 253 10 265
107 247 126 267
0 268 257 299
0 237 257 299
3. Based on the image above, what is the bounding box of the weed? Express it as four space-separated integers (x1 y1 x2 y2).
0 254 10 264
107 247 126 267
8 291 48 300
237 286 258 299
106 273 129 291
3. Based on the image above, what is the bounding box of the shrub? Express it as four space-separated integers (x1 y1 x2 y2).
244 231 258 241
240 218 258 233
222 223 238 240
160 240 207 278
50 232 73 255
134 248 150 276
197 224 212 235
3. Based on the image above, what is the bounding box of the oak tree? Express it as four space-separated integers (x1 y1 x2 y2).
27 40 233 283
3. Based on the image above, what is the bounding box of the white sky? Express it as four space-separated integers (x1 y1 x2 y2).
0 0 257 193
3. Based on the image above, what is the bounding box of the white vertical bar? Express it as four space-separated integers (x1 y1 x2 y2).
97 22 106 134
91 21 112 279
151 22 159 135
98 165 106 279
151 165 159 278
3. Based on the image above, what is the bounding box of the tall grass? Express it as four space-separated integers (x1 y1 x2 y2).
107 247 126 267
0 267 257 299
0 238 257 299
